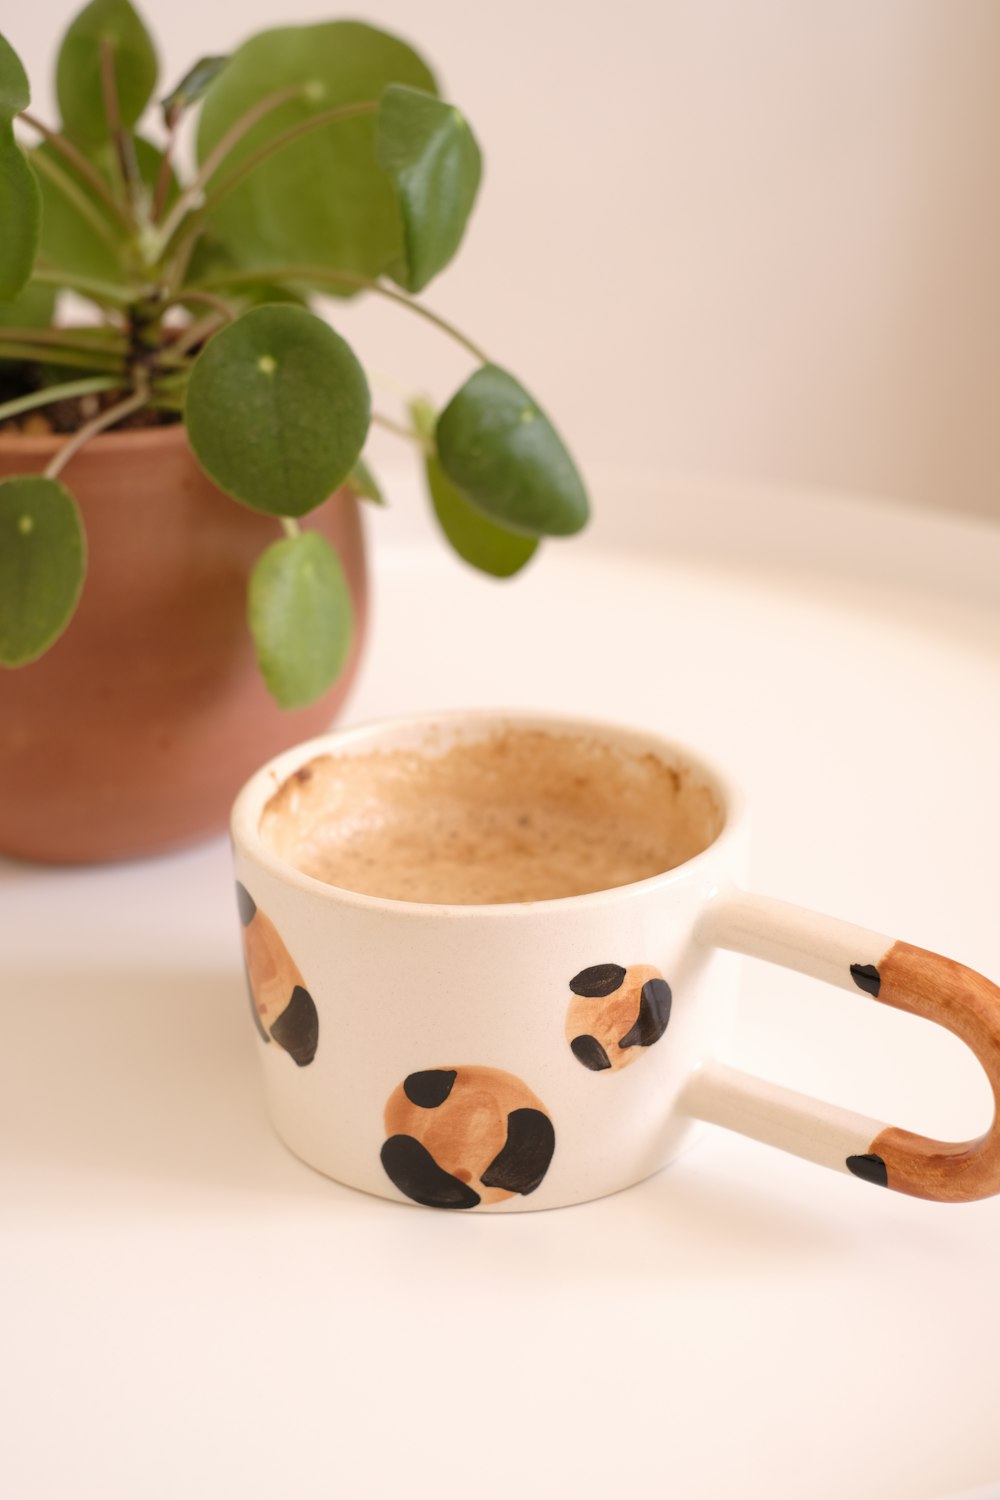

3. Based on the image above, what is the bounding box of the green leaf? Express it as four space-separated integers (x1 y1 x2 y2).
0 280 55 330
0 126 40 302
412 396 535 575
376 85 482 294
0 476 86 665
248 530 352 709
161 55 228 126
0 32 31 118
0 278 57 370
184 235 308 309
435 365 589 538
56 0 158 148
426 447 537 577
35 136 172 288
185 304 370 517
0 40 37 305
197 22 436 286
345 456 384 505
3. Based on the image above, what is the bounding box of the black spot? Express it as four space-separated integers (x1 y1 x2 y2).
403 1069 457 1109
619 977 672 1049
242 956 271 1044
850 963 881 997
571 1034 612 1071
481 1109 555 1197
235 881 257 928
270 984 318 1067
381 1135 481 1210
569 963 626 997
846 1153 888 1187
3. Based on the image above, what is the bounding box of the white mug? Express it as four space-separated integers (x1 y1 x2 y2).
230 711 1000 1211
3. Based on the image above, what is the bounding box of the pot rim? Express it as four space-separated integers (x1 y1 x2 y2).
0 417 188 459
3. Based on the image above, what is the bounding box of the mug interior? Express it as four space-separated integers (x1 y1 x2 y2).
249 714 729 907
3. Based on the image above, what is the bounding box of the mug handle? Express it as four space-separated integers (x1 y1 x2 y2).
683 889 1000 1202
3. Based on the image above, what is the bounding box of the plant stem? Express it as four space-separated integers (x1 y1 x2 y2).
148 367 190 410
30 265 139 309
44 377 151 480
156 311 227 363
162 229 199 299
162 289 237 321
280 517 300 539
0 340 128 373
99 37 141 226
151 120 178 223
17 111 134 230
372 411 432 455
148 387 186 413
154 83 305 249
196 265 491 364
362 282 489 363
0 326 128 351
0 376 122 426
202 100 379 214
28 149 127 260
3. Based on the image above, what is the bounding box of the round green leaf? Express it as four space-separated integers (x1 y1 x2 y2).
0 476 86 666
435 365 590 538
411 398 534 577
248 530 352 709
0 32 31 118
196 22 436 285
56 0 158 148
376 85 482 294
0 125 40 302
186 305 371 517
426 448 537 578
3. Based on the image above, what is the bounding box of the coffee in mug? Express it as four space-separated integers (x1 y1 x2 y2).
257 727 723 904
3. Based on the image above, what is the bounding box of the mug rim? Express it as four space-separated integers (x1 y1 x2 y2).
230 708 746 919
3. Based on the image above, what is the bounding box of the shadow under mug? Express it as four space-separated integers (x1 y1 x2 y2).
230 710 1000 1211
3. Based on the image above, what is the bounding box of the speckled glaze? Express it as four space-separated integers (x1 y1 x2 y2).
0 422 367 864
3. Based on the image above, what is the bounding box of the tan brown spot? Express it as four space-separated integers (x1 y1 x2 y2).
566 964 663 1072
243 909 306 1034
384 1067 552 1206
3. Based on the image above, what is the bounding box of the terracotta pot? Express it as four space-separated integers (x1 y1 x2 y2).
0 422 368 864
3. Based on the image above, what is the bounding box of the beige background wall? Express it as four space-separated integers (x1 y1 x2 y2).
12 0 1000 519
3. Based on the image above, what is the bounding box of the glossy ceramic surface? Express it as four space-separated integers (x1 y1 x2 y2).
233 711 1000 1210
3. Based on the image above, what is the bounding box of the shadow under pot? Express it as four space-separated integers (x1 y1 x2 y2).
0 421 368 865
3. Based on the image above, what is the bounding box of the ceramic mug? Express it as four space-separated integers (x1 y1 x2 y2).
230 710 1000 1211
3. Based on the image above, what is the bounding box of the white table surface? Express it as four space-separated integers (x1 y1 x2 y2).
3 477 1000 1500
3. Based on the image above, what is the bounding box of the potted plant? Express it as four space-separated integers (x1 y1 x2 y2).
0 3 589 863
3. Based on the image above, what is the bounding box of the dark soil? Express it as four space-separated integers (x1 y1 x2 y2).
0 362 181 437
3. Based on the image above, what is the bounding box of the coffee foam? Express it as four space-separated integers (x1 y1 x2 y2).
259 728 724 905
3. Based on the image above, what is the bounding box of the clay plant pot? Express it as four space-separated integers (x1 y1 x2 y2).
0 422 368 864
